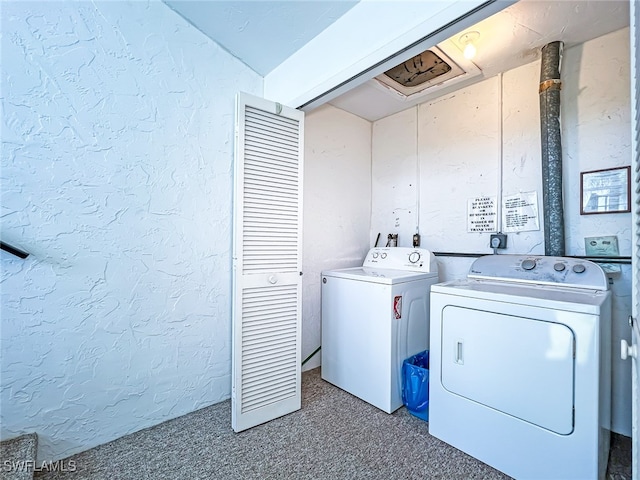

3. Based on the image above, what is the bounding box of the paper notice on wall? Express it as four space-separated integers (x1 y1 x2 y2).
467 196 497 233
502 191 540 233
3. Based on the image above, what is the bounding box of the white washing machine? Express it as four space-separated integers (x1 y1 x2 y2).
321 247 439 413
429 254 612 480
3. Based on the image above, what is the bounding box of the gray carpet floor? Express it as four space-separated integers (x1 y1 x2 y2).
35 368 631 480
1 433 37 480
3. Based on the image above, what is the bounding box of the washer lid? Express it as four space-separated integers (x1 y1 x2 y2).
322 266 438 285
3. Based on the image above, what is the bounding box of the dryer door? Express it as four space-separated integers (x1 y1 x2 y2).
441 305 575 435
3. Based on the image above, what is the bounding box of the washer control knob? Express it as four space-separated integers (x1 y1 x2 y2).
553 263 566 272
372 252 379 259
521 259 536 271
409 252 421 264
381 253 387 259
572 264 586 274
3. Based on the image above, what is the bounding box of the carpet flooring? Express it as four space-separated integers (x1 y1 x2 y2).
0 434 37 480
34 368 631 480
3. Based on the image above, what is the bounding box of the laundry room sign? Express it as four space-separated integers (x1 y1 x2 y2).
502 191 540 233
467 196 497 232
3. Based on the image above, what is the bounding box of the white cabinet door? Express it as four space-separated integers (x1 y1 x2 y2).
232 93 304 432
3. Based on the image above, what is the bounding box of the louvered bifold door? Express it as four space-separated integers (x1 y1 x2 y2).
232 93 304 432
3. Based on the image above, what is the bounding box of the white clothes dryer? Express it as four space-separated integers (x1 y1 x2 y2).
429 254 611 480
321 247 439 413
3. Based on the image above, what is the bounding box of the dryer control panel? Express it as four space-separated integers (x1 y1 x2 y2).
468 255 608 290
363 247 437 273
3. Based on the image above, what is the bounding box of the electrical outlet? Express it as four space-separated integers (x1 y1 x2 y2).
490 234 507 249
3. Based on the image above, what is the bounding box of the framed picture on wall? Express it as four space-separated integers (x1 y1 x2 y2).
580 166 631 215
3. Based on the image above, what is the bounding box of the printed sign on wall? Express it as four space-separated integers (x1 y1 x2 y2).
467 196 497 233
585 235 621 274
502 192 540 233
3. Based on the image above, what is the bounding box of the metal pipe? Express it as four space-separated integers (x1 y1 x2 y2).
1 241 29 259
539 41 565 256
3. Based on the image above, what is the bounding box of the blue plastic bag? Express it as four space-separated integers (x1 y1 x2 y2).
402 350 429 421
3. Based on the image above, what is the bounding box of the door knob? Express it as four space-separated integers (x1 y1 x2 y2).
621 339 637 360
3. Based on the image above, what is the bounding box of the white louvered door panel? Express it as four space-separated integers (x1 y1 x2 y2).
232 92 304 432
631 0 639 476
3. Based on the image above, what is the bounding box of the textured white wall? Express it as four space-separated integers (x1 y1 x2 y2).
1 0 262 461
501 62 545 255
562 28 632 436
371 58 543 279
371 109 419 249
418 78 501 259
302 105 372 371
370 28 631 435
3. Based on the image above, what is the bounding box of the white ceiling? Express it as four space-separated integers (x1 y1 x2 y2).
331 0 630 120
163 0 359 76
164 0 629 121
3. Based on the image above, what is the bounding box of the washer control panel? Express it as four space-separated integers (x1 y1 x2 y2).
468 254 608 290
363 247 437 273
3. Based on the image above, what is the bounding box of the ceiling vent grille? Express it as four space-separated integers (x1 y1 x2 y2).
382 50 452 87
373 44 480 100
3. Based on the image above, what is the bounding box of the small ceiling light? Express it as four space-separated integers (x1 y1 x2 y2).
459 31 480 60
